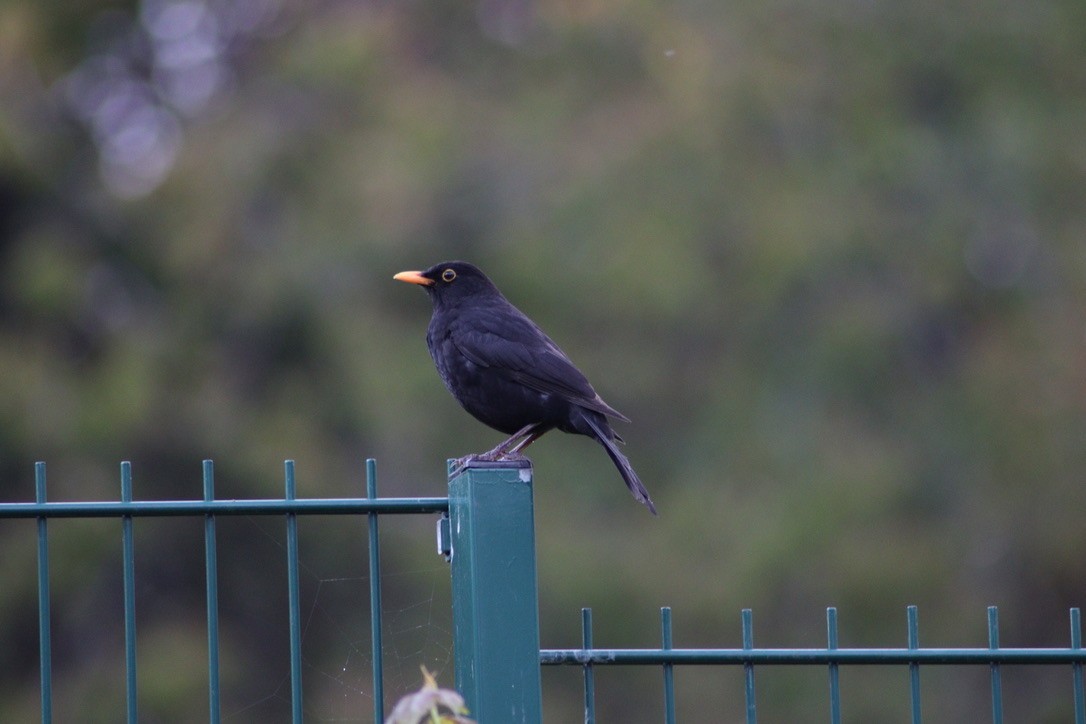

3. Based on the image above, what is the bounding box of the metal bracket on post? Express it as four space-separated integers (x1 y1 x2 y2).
436 514 452 561
447 459 543 724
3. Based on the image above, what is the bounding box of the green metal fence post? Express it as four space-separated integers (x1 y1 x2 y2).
448 459 543 724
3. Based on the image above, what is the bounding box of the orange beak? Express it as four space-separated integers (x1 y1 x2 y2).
393 270 434 286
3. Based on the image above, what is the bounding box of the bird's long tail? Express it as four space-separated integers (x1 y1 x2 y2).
583 414 658 515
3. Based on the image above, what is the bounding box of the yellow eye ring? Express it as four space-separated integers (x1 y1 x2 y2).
441 268 457 282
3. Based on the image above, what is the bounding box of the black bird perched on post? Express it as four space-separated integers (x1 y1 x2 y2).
394 261 657 514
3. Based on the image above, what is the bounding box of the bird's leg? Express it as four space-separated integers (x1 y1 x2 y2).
506 429 545 455
451 423 544 473
478 423 542 460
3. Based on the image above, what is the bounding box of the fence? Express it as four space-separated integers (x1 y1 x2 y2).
2 459 447 724
1 459 1084 723
541 605 1086 724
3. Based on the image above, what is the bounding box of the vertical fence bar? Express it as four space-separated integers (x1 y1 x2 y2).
988 606 1003 724
284 461 303 723
448 460 543 723
203 460 221 724
661 607 675 724
366 459 384 723
120 462 138 724
742 608 757 724
907 605 922 724
583 607 596 724
35 462 52 724
827 607 841 724
1072 608 1084 724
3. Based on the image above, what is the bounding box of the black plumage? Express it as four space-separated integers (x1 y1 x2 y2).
394 261 656 514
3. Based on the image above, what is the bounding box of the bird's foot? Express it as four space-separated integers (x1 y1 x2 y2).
450 450 529 476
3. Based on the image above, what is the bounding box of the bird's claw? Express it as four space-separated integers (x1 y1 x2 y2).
450 451 528 477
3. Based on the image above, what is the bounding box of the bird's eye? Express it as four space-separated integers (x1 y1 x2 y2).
441 268 457 282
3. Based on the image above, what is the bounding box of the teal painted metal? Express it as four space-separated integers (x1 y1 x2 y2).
543 606 1086 722
203 460 221 724
661 607 675 724
827 607 840 724
582 607 595 724
540 645 1086 665
1073 608 1085 724
120 462 138 724
742 609 756 724
367 459 385 723
35 462 52 724
10 460 1086 722
988 606 1003 724
6 459 448 722
907 605 922 724
284 461 303 722
448 460 543 724
0 497 448 517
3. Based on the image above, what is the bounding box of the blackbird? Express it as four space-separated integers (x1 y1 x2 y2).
394 261 656 514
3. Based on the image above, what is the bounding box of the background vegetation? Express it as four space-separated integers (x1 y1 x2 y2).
1 0 1083 720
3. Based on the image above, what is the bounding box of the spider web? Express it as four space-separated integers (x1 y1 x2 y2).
224 514 454 722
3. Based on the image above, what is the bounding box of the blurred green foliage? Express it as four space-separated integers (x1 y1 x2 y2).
1 0 1084 720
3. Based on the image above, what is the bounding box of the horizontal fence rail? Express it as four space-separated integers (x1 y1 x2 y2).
541 645 1086 665
0 498 450 518
541 606 1086 724
3 460 450 724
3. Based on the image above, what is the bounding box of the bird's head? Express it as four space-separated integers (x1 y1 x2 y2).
394 261 500 308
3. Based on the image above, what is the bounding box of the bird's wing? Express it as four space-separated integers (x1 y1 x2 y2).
451 307 630 422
